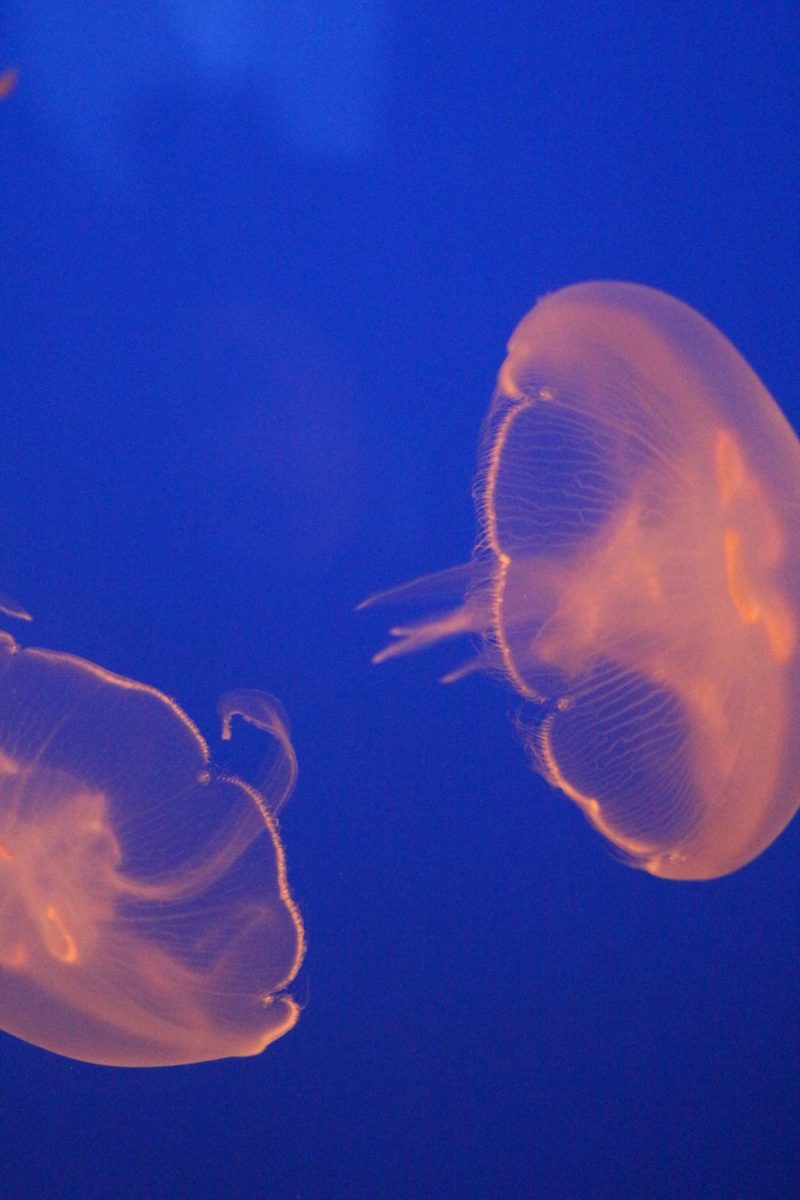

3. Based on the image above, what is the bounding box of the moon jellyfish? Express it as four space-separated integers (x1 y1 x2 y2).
0 618 304 1065
365 282 800 880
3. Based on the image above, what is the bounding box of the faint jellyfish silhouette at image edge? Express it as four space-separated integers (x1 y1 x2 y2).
363 281 800 881
0 623 304 1066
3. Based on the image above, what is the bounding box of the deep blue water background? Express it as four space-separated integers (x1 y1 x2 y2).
1 4 798 1198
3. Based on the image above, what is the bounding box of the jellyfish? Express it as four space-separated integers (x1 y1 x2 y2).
365 282 800 881
0 67 18 100
0 617 304 1065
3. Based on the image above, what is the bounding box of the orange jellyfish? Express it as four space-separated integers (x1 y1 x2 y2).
0 611 304 1065
365 282 800 881
0 68 18 100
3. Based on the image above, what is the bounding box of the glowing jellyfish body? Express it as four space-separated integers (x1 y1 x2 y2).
370 282 800 880
0 629 304 1065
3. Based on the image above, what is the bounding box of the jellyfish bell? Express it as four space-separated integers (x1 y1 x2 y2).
364 281 800 881
0 625 304 1066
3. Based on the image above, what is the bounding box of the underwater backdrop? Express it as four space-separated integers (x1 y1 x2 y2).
1 2 798 1197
